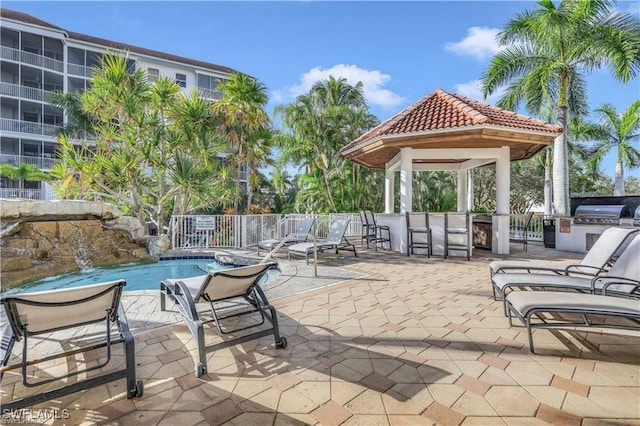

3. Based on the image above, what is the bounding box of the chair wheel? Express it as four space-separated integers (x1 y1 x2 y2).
195 363 206 377
276 336 287 349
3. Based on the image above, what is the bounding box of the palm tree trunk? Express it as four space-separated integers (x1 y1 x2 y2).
614 162 625 196
552 105 569 216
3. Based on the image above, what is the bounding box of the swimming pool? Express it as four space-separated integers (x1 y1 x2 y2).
2 258 249 295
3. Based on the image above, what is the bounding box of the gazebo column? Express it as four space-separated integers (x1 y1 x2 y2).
399 148 413 213
457 169 468 212
384 164 394 213
494 146 511 254
467 168 474 212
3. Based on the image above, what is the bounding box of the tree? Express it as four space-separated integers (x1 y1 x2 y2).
0 163 51 197
482 0 640 215
276 76 380 213
50 53 231 227
583 101 640 195
213 73 271 213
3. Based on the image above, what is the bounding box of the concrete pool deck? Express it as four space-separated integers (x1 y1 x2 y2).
1 242 639 425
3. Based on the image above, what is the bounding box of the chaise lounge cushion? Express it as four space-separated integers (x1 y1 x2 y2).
507 291 640 318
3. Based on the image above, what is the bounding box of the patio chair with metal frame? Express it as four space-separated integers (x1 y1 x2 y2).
288 218 357 264
444 212 471 260
364 210 391 251
0 280 143 410
493 234 640 315
510 211 535 252
257 217 316 255
160 262 286 377
406 211 432 257
489 227 639 299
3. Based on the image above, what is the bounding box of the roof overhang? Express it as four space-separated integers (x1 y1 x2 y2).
341 124 560 169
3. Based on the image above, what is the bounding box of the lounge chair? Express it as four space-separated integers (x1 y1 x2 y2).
288 218 357 264
506 289 640 353
257 217 316 255
493 234 640 314
0 280 143 410
160 262 286 377
490 227 638 299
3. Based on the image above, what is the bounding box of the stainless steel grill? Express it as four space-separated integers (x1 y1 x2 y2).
573 205 628 225
634 205 640 227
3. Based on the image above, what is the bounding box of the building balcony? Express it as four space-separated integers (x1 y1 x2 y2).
0 188 53 200
0 118 60 137
0 153 58 170
1 46 64 73
67 63 96 78
0 82 53 103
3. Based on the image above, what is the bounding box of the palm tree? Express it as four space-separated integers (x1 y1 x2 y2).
276 76 379 213
482 0 640 215
583 101 640 195
213 73 270 213
0 163 51 197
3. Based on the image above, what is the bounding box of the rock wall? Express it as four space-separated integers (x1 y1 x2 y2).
0 200 165 291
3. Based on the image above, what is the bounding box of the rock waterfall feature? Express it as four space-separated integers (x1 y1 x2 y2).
1 200 168 291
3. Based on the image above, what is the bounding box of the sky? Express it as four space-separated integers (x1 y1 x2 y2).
6 0 640 180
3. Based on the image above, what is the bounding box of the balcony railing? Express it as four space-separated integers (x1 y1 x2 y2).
1 46 64 73
0 153 58 170
0 82 53 103
0 188 53 200
67 63 96 78
0 118 60 137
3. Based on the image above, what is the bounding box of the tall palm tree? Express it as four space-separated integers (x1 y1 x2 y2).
482 0 640 215
276 76 379 213
213 73 270 213
584 101 640 195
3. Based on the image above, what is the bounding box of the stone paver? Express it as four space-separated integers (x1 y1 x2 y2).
1 243 639 424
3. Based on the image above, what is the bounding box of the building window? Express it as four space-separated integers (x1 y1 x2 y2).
175 73 187 88
148 68 159 83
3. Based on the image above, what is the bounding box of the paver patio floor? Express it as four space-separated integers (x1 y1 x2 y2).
2 243 639 425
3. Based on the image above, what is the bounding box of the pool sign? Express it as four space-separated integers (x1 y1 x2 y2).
195 216 216 231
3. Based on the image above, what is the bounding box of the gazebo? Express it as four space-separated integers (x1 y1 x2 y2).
341 89 562 254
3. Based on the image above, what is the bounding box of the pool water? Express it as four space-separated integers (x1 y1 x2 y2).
3 259 225 295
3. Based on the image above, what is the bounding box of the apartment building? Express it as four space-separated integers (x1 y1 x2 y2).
0 8 244 200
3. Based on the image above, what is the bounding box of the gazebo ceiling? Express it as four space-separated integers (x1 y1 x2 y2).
341 89 562 169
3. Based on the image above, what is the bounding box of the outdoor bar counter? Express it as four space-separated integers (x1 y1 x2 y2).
375 213 471 257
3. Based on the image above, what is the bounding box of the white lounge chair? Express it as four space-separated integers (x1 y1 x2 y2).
160 262 286 377
506 290 640 353
493 234 640 315
1 280 143 410
288 218 357 264
257 217 316 255
489 227 638 299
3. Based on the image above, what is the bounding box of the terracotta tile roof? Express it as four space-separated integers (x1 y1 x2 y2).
1 8 239 76
342 89 561 154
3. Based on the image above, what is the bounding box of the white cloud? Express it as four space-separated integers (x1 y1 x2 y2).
445 27 501 60
453 79 505 106
273 64 406 110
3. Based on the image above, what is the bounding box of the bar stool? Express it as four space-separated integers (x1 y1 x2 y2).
359 210 376 248
364 210 391 251
406 212 432 257
444 212 471 260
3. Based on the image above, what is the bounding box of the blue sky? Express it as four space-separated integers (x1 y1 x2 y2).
6 1 640 179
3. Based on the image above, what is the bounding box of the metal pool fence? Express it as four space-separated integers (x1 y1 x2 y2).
170 213 542 250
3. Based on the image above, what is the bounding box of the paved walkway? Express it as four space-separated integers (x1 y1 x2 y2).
2 243 639 425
